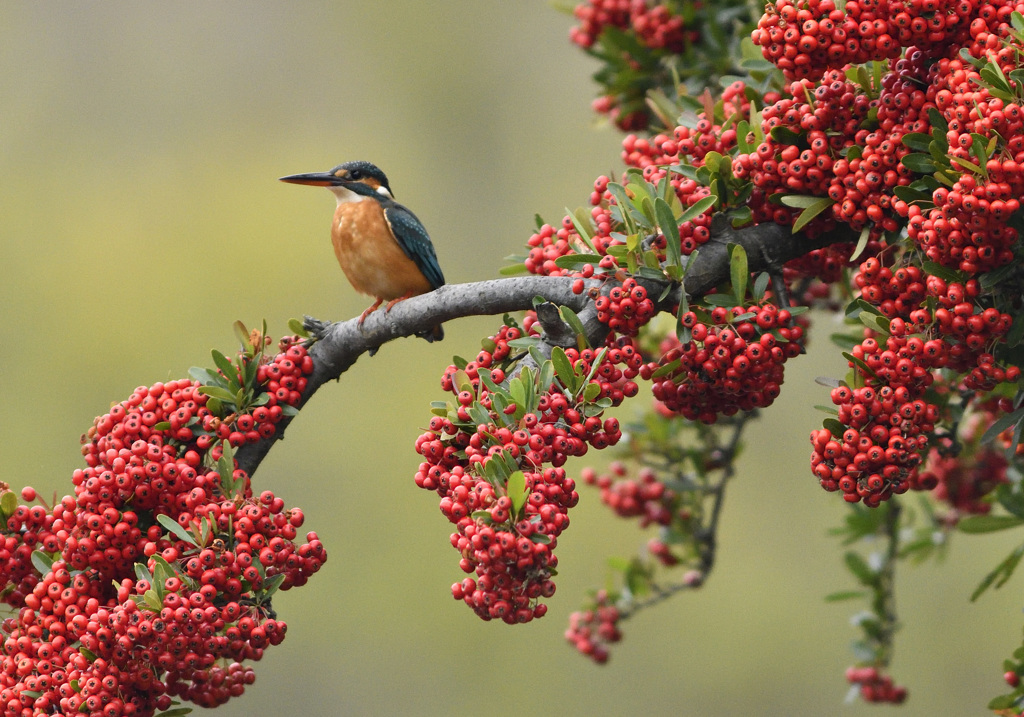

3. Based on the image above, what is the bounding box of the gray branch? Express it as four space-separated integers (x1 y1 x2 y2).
235 221 852 475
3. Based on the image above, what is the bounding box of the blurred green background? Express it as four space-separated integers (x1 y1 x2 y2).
2 3 1021 714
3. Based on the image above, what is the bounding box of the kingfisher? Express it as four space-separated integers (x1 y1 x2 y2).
280 160 445 342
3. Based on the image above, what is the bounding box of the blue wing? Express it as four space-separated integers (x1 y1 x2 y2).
382 202 445 290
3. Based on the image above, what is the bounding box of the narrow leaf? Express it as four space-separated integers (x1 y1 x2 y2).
506 471 529 518
31 551 54 577
157 513 199 547
729 243 748 302
958 515 1024 534
980 407 1024 445
678 195 716 224
791 197 834 233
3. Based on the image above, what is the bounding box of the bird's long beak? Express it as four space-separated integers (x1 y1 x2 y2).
278 171 345 187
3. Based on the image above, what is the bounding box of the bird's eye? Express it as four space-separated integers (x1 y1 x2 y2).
348 169 363 180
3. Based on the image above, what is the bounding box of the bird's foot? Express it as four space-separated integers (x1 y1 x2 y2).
357 298 385 327
384 292 414 313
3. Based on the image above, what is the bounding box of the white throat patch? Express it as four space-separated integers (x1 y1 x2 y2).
329 184 392 204
330 185 365 205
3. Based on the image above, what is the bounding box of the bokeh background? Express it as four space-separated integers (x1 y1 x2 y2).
2 3 1022 714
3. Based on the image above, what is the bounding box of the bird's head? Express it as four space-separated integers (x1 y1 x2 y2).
279 160 394 200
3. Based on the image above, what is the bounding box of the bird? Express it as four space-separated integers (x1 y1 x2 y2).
280 160 445 342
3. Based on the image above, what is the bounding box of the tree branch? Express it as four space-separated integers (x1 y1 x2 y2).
236 221 852 475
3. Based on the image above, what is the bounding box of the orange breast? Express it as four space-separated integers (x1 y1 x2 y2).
331 200 433 300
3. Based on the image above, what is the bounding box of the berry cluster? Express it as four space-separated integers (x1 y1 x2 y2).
752 0 973 82
570 0 692 130
854 259 1016 386
622 80 751 172
415 320 645 622
902 52 1024 275
564 590 622 664
641 303 804 423
845 665 908 704
570 0 687 52
0 335 322 715
919 446 1008 515
811 382 939 505
580 461 676 527
594 278 656 335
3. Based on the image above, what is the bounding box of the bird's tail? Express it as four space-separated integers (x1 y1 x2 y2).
416 323 444 343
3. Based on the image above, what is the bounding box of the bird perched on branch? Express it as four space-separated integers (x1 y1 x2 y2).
280 161 445 341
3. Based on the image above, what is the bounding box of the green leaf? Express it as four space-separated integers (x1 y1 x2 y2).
779 194 826 209
829 333 859 351
844 551 877 586
980 262 1018 290
506 471 529 518
206 397 224 416
134 562 153 585
752 272 770 302
769 126 803 145
156 708 194 717
921 261 965 283
927 107 948 136
843 351 880 380
850 225 871 262
901 153 938 174
233 320 250 352
655 197 682 269
0 491 17 520
550 347 576 394
845 298 883 318
958 515 1024 534
559 306 588 346
287 317 310 337
508 378 527 413
554 254 603 269
729 205 753 228
188 366 223 386
260 573 286 601
858 307 890 335
989 694 1018 710
791 197 834 234
980 407 1024 445
892 184 932 206
678 195 716 224
157 513 199 547
143 589 163 611
843 144 863 161
211 349 238 386
948 154 984 177
698 293 734 308
197 385 238 404
499 262 530 276
606 183 638 235
565 207 597 254
824 590 867 602
729 243 748 302
971 543 1024 601
31 550 54 577
823 418 845 438
901 132 932 152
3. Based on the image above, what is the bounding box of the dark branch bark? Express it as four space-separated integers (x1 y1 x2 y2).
235 221 853 475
